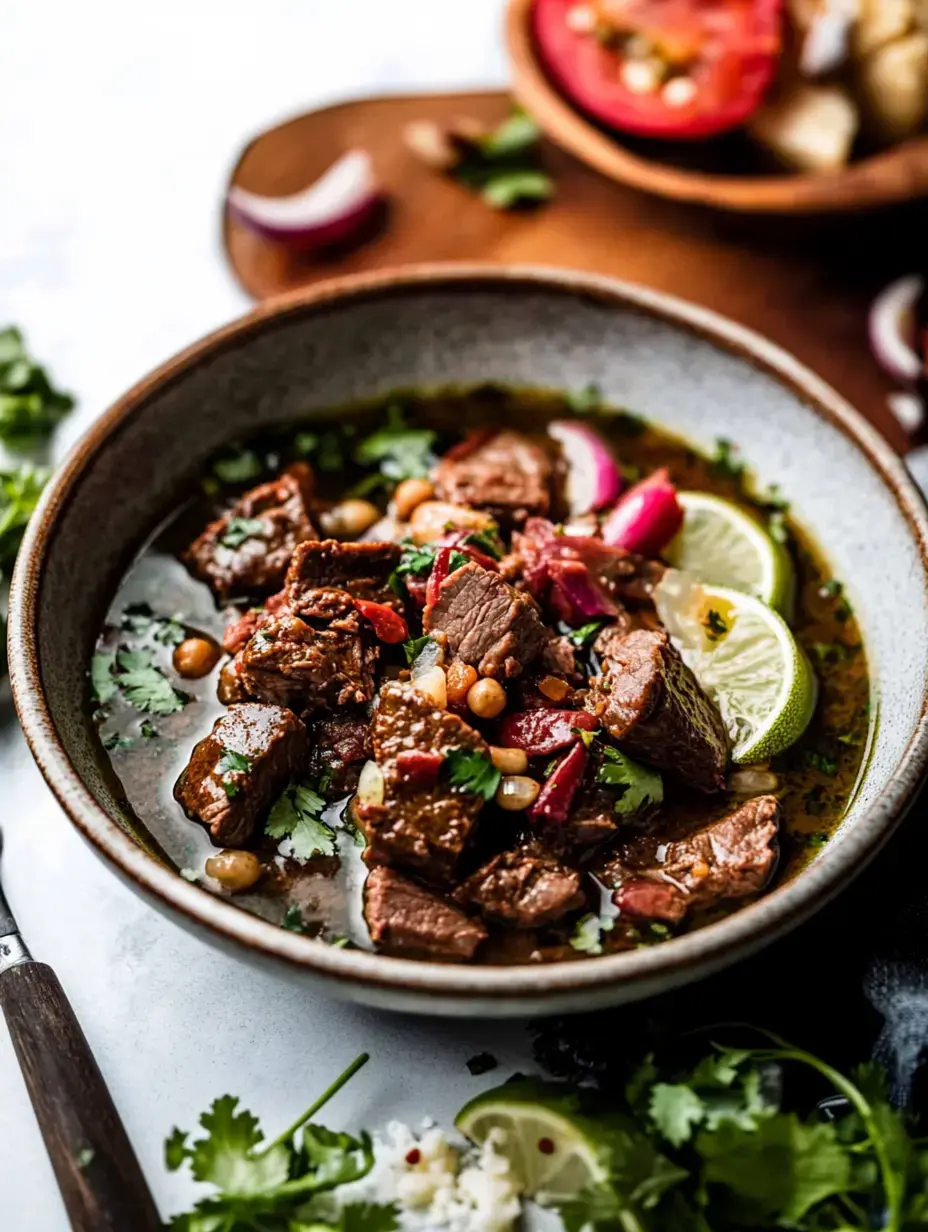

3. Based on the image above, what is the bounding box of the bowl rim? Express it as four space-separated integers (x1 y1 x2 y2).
10 262 928 1009
505 0 928 215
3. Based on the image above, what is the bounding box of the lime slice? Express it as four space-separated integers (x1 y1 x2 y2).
456 1080 610 1206
654 568 816 764
666 491 793 614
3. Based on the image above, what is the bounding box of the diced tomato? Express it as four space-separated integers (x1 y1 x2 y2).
499 708 598 756
395 749 444 787
527 741 589 824
533 0 783 140
353 599 409 644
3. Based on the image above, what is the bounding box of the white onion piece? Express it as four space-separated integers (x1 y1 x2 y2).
356 759 385 808
800 5 855 77
869 275 924 383
227 150 384 252
548 420 622 515
888 391 924 433
411 665 447 708
410 637 444 678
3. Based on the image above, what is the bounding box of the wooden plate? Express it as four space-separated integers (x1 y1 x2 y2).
506 0 928 215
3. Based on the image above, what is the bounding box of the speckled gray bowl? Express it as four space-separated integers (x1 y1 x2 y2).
10 265 928 1017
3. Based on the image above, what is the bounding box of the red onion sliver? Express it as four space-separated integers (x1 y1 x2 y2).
548 420 623 515
600 469 683 556
869 275 924 384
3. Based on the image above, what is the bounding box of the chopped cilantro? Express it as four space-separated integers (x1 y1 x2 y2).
218 747 252 798
402 634 434 665
466 1052 499 1076
0 464 50 572
565 382 603 413
711 437 745 480
819 578 843 599
597 747 663 815
102 730 134 752
0 326 74 445
481 170 554 209
805 640 853 665
119 603 185 647
91 651 117 703
756 483 790 512
354 404 436 484
806 832 829 849
451 108 555 211
212 447 263 485
220 516 266 549
266 781 336 860
444 748 501 801
805 750 837 776
75 1147 95 1171
570 912 615 956
111 649 188 716
768 509 789 545
389 540 468 595
703 609 729 641
460 529 502 560
568 618 607 647
477 109 542 158
281 905 306 934
139 719 159 739
295 428 345 472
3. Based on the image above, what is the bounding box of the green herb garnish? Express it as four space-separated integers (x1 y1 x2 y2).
102 730 134 752
103 649 188 716
140 719 159 739
0 464 50 572
0 326 74 445
120 603 185 646
570 912 616 956
218 747 252 798
91 651 118 704
768 509 789 545
213 447 263 485
402 634 434 665
281 905 306 934
481 170 554 209
568 619 607 648
805 749 837 776
451 108 555 211
565 382 603 413
444 748 501 801
711 437 745 480
460 529 502 560
597 747 663 816
266 782 336 860
354 404 436 485
703 609 729 641
295 428 346 472
220 516 266 549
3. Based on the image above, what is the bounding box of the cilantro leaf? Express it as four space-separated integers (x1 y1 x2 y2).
402 634 433 665
570 912 615 956
218 747 252 798
212 447 263 485
119 603 186 647
164 1127 189 1173
482 170 554 209
565 383 603 414
444 748 500 801
282 905 307 933
220 516 266 549
649 1084 706 1148
711 438 744 481
267 782 336 860
91 651 117 703
597 747 663 815
568 618 607 647
112 649 188 716
0 464 50 572
354 405 436 483
188 1095 291 1194
0 326 74 445
477 109 542 158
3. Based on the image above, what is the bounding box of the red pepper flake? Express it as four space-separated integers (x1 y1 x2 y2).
405 1148 422 1166
538 1137 556 1155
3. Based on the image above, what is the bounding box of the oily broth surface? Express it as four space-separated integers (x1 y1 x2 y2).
91 387 870 959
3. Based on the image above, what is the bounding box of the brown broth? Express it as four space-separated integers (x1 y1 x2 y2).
90 387 871 960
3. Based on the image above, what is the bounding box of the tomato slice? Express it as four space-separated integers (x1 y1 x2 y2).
533 0 783 140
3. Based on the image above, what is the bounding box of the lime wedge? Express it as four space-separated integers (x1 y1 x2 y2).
666 491 793 614
654 569 816 764
456 1080 610 1206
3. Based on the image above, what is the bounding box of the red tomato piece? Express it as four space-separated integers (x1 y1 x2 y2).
499 708 599 756
353 599 409 644
395 749 444 787
533 0 783 140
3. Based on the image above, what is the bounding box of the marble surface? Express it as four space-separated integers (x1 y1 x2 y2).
0 3 530 1226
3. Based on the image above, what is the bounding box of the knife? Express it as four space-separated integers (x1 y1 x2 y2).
0 829 162 1231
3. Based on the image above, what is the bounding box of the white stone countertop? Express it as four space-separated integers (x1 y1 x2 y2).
0 4 540 1226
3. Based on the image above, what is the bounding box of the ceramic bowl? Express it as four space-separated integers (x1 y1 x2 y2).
10 265 928 1017
506 0 928 215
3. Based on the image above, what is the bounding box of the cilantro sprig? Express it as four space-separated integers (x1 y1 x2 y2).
267 781 336 860
221 516 267 550
451 109 555 209
0 464 50 572
353 404 436 489
0 326 74 446
165 1054 398 1232
444 748 501 801
597 747 663 816
92 649 188 716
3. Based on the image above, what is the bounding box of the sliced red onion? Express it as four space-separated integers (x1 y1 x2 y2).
547 559 617 622
527 741 589 825
869 275 924 384
600 469 683 556
548 421 622 515
227 150 384 252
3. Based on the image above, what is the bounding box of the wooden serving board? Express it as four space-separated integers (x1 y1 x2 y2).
224 89 928 454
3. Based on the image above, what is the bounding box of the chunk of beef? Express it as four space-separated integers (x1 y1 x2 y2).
433 430 554 524
548 757 622 853
424 563 547 679
222 590 291 655
184 464 317 601
286 539 402 615
364 866 487 960
357 682 488 883
584 628 728 792
217 657 250 704
601 796 780 923
306 714 371 796
454 845 585 929
173 703 308 847
540 634 582 683
237 603 377 713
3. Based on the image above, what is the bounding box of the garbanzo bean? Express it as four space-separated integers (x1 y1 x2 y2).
495 775 541 811
446 661 478 706
409 500 495 545
490 745 529 775
467 677 507 720
393 477 435 521
320 498 380 539
205 850 263 892
173 637 220 679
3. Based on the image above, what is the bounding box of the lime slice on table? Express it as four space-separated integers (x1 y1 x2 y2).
456 1080 611 1206
665 491 793 614
654 569 816 764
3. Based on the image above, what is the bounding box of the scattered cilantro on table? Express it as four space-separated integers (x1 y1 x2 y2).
266 782 336 860
444 748 501 801
0 326 74 446
451 109 555 210
0 463 51 572
597 747 663 816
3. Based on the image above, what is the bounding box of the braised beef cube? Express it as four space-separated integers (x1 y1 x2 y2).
540 635 582 683
584 628 728 792
306 714 371 796
357 682 488 883
454 845 585 929
364 866 487 961
238 606 377 713
184 464 317 600
222 590 291 655
433 430 554 525
596 553 666 607
552 769 621 852
173 703 308 847
286 539 402 615
217 656 250 705
424 563 547 680
602 795 780 923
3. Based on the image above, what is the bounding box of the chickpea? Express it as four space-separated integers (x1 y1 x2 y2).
393 477 435 521
173 636 221 679
467 677 507 720
320 498 380 539
495 775 542 812
409 500 495 546
490 745 529 775
205 849 263 893
446 661 478 706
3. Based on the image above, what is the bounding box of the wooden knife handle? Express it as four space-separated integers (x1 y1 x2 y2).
0 961 162 1231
